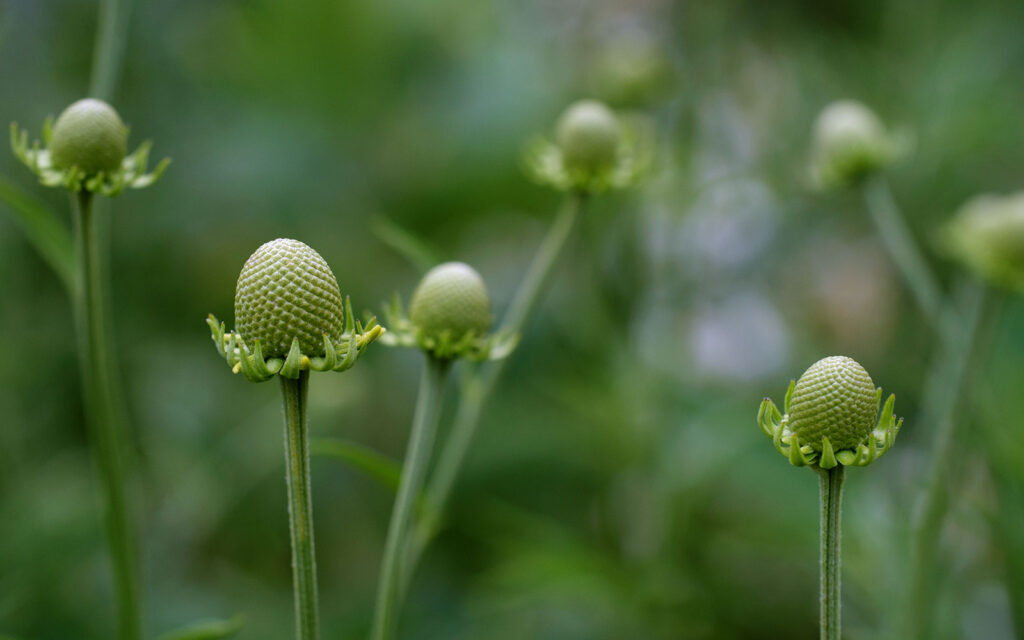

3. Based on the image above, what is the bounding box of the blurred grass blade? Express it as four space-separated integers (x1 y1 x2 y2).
370 214 441 273
311 437 401 491
0 176 75 292
155 616 244 640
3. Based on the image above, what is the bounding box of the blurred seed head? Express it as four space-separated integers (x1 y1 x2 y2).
811 100 906 190
940 192 1024 292
234 238 346 358
49 98 128 175
788 356 878 452
556 99 622 177
410 261 492 345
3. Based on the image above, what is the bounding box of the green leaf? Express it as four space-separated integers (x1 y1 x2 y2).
311 437 401 491
155 615 244 640
0 175 75 293
370 214 441 274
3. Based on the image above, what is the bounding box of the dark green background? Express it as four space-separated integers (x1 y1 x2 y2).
1 0 1023 638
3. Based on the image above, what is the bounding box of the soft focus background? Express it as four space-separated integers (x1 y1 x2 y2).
2 0 1024 638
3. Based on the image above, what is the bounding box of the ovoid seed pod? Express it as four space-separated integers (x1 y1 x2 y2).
813 101 885 155
234 238 346 358
556 99 621 175
49 98 128 175
409 262 491 343
788 356 878 452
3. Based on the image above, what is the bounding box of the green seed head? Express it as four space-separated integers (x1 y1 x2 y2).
233 238 345 358
788 356 878 452
409 262 492 344
812 100 899 188
941 192 1024 291
49 98 128 175
556 99 621 176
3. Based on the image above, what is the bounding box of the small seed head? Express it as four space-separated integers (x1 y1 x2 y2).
788 356 878 452
941 192 1024 291
49 99 128 175
556 99 621 176
409 262 491 343
812 100 899 188
233 239 345 358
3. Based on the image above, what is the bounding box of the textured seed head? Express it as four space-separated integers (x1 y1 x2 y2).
233 239 345 358
409 262 491 342
556 99 621 175
49 99 128 175
788 356 878 452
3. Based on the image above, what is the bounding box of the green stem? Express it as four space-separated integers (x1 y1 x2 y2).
397 192 585 593
372 357 450 640
90 0 133 102
863 177 951 338
816 465 845 640
904 279 986 638
71 191 140 640
280 370 319 640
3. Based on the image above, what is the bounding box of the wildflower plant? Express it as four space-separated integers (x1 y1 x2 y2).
758 356 902 640
810 100 907 191
372 262 502 640
939 191 1024 292
208 238 383 640
10 97 168 640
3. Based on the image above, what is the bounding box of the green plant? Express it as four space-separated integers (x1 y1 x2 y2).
10 98 167 640
208 238 384 640
810 100 907 191
759 356 902 640
382 99 650 603
372 261 501 640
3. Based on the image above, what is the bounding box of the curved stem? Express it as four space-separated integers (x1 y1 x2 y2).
904 279 987 638
399 193 584 590
71 191 140 640
90 0 133 102
372 357 450 640
816 465 845 640
863 177 951 338
280 370 319 640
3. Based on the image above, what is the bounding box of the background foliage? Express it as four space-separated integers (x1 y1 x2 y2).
2 0 1023 638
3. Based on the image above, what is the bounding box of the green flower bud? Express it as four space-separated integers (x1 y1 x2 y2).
812 100 902 189
49 98 128 176
940 192 1024 291
788 356 878 452
556 99 621 176
234 238 345 358
409 262 491 344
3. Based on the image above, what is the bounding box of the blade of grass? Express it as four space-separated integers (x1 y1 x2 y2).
311 438 402 492
0 176 75 292
155 616 244 640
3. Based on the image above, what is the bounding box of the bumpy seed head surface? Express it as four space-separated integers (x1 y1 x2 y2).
409 262 491 341
788 355 878 452
233 238 345 358
556 99 621 174
49 98 128 175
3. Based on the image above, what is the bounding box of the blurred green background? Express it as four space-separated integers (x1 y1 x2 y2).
2 0 1024 638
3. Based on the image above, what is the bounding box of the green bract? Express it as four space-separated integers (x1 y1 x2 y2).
11 98 169 196
939 191 1024 292
811 100 905 190
49 99 128 175
410 262 492 343
523 98 650 193
208 238 384 382
758 356 902 469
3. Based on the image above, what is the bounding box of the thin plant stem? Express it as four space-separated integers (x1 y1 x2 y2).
280 369 319 640
863 176 951 338
904 279 987 638
71 191 140 640
816 465 845 640
398 193 585 592
372 357 451 640
90 0 134 102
